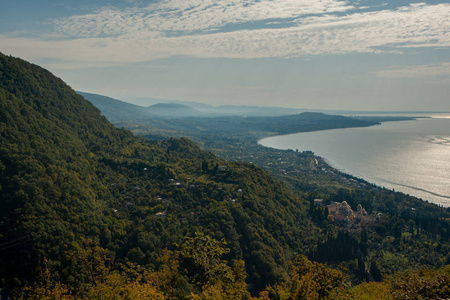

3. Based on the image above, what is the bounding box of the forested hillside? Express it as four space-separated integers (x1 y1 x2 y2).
81 85 450 285
0 53 313 296
1 53 449 299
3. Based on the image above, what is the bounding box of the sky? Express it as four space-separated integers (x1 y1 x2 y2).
1 0 449 111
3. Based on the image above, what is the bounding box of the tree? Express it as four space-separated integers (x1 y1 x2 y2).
65 237 113 287
268 255 349 300
179 232 250 299
202 160 209 172
19 258 72 300
370 261 382 282
350 282 393 300
179 232 232 289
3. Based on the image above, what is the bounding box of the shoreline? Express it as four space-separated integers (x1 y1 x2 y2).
257 118 450 208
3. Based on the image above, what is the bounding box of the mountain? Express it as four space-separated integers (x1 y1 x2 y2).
125 96 215 111
84 92 307 117
0 53 312 294
77 91 150 121
2 53 449 299
147 103 200 117
79 91 201 119
215 104 305 116
79 92 382 142
84 92 446 121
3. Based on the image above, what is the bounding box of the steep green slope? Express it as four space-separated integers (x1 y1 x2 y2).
0 53 310 294
0 54 121 286
77 91 151 121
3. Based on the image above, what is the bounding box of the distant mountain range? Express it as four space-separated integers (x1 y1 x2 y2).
148 103 201 117
78 91 306 118
79 91 398 142
79 92 446 119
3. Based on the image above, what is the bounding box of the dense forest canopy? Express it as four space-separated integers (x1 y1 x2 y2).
0 53 311 296
0 53 449 299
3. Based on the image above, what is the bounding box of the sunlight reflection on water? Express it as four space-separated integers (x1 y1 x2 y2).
259 117 450 207
429 113 450 119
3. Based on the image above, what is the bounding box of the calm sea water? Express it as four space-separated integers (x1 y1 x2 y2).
259 115 450 207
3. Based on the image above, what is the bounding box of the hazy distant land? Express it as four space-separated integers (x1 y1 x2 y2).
81 91 450 207
2 54 449 299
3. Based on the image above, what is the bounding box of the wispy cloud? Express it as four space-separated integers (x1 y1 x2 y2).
53 0 354 37
0 1 449 68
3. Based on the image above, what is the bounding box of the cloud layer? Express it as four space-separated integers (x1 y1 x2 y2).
54 0 355 37
1 0 449 68
374 63 450 78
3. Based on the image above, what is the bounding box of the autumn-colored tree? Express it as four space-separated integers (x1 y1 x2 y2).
66 239 168 299
388 266 450 300
66 237 113 288
16 234 450 300
350 282 393 300
180 232 250 299
19 258 73 300
147 249 186 299
268 255 349 300
84 272 166 300
179 232 232 289
188 260 250 300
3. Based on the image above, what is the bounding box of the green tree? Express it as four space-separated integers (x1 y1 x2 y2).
66 237 112 287
179 232 232 289
179 232 250 299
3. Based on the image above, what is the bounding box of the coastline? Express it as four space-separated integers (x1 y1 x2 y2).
258 117 450 208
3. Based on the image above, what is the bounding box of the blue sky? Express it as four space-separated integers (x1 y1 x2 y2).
1 0 449 110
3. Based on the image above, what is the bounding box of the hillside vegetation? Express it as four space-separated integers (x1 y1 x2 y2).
1 53 449 299
0 53 312 296
83 81 450 284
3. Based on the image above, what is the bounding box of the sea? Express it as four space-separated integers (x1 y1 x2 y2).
259 114 450 207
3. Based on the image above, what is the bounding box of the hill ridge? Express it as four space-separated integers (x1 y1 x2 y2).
0 53 309 294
